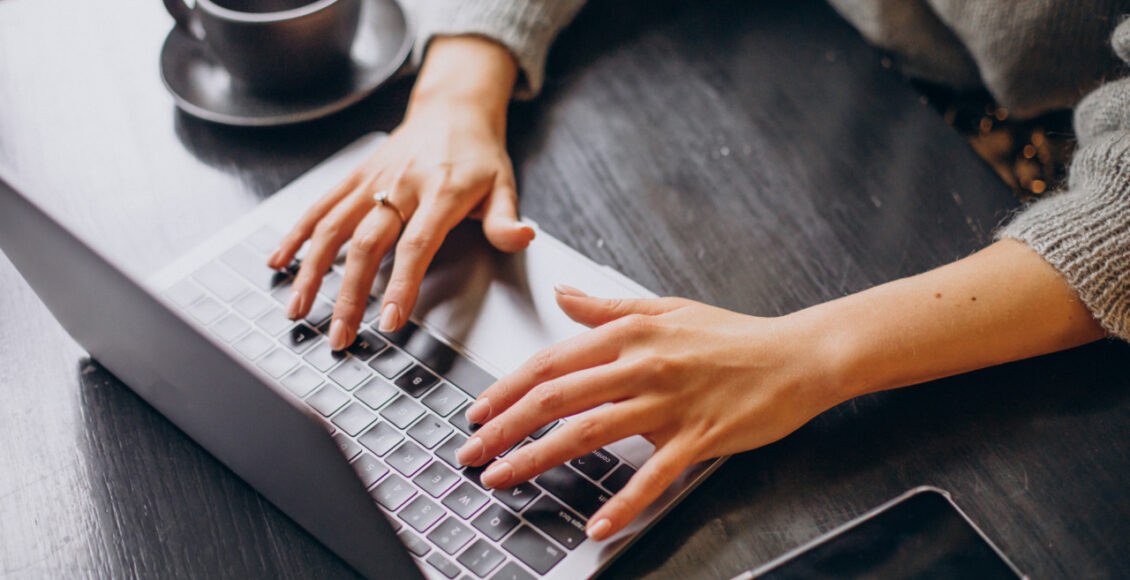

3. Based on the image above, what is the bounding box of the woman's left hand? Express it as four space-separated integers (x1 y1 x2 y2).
455 284 844 541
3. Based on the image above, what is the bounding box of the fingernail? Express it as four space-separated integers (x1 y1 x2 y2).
286 290 304 319
328 319 349 350
465 398 491 424
268 247 286 269
587 518 612 540
377 302 400 332
456 437 483 466
481 460 513 488
554 283 586 297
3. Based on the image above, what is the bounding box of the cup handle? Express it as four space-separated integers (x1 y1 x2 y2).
162 0 204 41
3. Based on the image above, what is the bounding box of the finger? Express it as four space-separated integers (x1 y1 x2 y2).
326 205 402 349
553 287 688 328
475 403 652 491
585 442 692 541
268 171 363 269
287 191 372 320
464 327 624 425
375 198 467 333
459 361 640 467
481 178 534 253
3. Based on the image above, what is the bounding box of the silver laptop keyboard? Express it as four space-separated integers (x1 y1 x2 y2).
162 227 638 579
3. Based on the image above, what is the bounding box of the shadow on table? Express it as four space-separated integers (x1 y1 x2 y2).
76 358 361 579
601 339 1130 578
171 76 413 199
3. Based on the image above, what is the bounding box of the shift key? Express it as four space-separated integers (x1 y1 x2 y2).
534 465 609 518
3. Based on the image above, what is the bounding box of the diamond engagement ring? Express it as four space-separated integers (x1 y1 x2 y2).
372 190 407 224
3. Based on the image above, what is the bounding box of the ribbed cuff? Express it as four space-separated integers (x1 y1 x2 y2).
412 0 586 99
997 132 1130 341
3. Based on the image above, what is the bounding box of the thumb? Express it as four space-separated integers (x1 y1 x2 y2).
481 179 534 253
554 284 685 328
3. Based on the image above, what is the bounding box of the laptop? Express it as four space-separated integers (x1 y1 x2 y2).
0 133 725 579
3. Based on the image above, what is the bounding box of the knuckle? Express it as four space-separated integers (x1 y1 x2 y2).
615 313 650 335
334 292 365 311
529 349 555 380
530 382 564 412
349 230 383 255
398 231 434 254
571 417 603 447
312 220 342 242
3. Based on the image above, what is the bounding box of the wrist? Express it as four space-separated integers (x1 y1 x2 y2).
779 303 869 408
407 36 518 133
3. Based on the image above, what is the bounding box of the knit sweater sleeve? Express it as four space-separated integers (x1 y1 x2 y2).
411 0 587 99
997 19 1130 341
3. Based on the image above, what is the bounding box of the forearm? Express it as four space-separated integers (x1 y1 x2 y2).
798 239 1107 403
407 36 518 135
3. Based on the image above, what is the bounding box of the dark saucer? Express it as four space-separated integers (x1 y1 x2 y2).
160 0 411 127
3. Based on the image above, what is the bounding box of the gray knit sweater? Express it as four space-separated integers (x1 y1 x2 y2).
410 0 1130 341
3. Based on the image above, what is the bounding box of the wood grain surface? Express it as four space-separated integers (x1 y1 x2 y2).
1 0 1128 578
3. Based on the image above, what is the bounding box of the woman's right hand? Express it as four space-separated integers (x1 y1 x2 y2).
267 36 533 350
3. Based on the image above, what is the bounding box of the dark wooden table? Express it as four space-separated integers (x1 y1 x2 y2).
2 0 1128 578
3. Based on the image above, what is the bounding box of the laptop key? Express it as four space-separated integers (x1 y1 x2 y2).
244 227 282 255
492 482 539 512
307 385 350 417
369 346 413 378
472 503 519 541
232 291 272 319
457 539 506 578
449 403 481 436
187 296 225 325
524 496 586 550
304 297 334 327
400 495 444 533
351 452 389 488
361 297 382 323
442 482 488 519
232 330 273 360
422 383 468 418
435 434 467 468
395 364 440 397
426 553 461 579
210 313 250 343
380 395 425 429
165 279 204 307
193 262 247 302
256 347 298 379
529 421 557 440
387 441 430 477
502 526 565 575
428 516 475 555
534 465 609 518
280 366 321 397
414 461 460 498
570 448 619 480
372 474 415 510
303 338 346 373
398 530 431 557
282 323 320 354
346 330 387 361
332 432 362 461
408 415 453 449
601 464 636 494
328 357 372 391
255 307 294 337
332 402 378 436
490 562 536 580
358 422 402 457
318 270 345 300
355 377 398 410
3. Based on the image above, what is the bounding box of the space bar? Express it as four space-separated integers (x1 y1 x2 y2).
380 321 497 397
